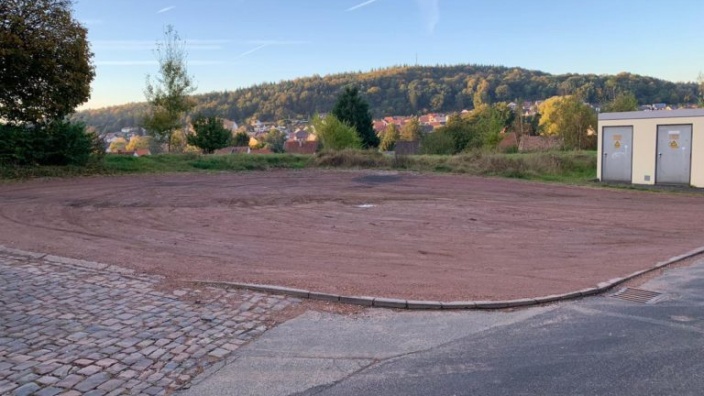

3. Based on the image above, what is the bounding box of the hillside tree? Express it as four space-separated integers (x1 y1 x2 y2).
379 123 399 151
332 86 378 148
108 137 128 153
0 0 95 124
311 114 361 151
539 95 596 149
602 92 638 112
400 117 422 141
143 25 196 152
263 129 286 153
187 115 232 154
125 136 151 151
233 131 250 147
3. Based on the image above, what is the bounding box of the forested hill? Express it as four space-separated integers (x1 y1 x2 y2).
74 64 699 133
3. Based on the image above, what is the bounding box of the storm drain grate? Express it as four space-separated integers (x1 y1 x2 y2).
611 288 663 304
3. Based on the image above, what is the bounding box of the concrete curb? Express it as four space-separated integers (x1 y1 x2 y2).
194 246 704 310
3 244 704 311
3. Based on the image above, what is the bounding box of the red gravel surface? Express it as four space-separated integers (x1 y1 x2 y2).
1 170 702 301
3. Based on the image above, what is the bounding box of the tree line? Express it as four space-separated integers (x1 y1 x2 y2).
73 65 699 133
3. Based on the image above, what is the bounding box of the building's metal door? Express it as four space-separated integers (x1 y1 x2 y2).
656 125 692 184
602 126 633 182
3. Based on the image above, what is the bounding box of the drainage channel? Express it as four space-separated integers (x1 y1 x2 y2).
611 287 664 304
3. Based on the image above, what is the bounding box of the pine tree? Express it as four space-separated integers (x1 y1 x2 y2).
187 115 232 154
332 86 379 148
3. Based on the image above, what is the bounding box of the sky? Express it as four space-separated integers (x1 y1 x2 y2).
73 0 704 110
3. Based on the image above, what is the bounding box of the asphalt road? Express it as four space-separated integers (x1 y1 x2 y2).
181 260 704 396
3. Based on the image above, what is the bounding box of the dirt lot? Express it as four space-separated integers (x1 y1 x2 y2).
1 170 702 301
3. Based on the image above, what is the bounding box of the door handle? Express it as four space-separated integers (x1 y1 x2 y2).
658 153 662 158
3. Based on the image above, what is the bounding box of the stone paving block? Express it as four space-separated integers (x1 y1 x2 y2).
97 378 124 392
0 381 19 394
56 374 84 389
12 382 40 396
83 390 106 396
36 375 60 385
95 358 117 368
57 391 81 396
35 363 62 375
16 372 39 383
35 387 63 396
76 365 101 376
74 372 111 392
0 252 300 395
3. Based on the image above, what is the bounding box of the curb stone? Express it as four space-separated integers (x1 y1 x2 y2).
339 296 374 307
372 298 407 309
194 245 704 310
2 244 703 311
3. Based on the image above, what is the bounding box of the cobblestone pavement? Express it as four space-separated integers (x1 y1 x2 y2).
0 249 300 395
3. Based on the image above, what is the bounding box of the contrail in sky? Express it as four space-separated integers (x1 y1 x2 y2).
236 44 270 59
346 0 379 12
156 6 175 14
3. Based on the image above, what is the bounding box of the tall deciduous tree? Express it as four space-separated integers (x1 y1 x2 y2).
125 136 151 151
263 128 286 153
232 131 250 147
0 0 94 124
400 117 422 141
602 92 638 112
187 115 232 154
332 86 378 148
538 95 596 149
379 123 399 151
143 25 196 152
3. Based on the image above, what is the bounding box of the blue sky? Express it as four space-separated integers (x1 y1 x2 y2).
74 0 704 109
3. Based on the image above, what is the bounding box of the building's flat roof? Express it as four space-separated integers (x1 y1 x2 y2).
599 109 704 121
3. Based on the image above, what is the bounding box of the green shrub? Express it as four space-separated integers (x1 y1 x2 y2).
314 149 389 167
233 131 250 147
420 131 455 155
0 121 101 166
187 115 232 154
311 114 362 151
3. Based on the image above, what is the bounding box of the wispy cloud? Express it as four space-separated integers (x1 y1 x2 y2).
156 6 175 14
416 0 440 34
92 40 230 51
96 60 229 66
346 0 379 12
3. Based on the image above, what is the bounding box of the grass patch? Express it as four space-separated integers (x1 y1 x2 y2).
1 150 596 185
312 149 596 184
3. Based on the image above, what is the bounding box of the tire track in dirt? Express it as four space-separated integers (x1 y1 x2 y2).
1 170 703 301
